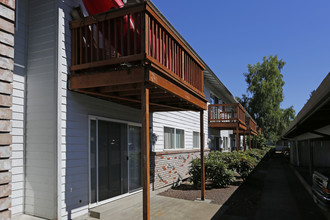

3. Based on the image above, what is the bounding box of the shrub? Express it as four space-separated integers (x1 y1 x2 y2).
206 159 235 187
189 158 202 187
189 148 272 187
234 154 257 180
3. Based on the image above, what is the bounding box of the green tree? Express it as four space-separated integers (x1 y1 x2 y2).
239 55 295 144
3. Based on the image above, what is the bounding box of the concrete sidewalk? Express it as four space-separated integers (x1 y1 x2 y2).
80 189 220 220
212 153 329 220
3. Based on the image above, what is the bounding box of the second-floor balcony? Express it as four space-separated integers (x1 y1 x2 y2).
208 103 247 130
246 117 257 135
69 1 206 112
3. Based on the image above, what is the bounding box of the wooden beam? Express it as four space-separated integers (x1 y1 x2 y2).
236 125 239 152
70 54 145 72
77 89 190 111
200 110 205 200
98 83 143 93
209 122 238 130
69 67 145 90
148 71 206 110
142 86 150 220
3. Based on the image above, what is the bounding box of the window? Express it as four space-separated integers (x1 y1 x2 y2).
193 132 200 148
223 137 229 151
164 127 184 149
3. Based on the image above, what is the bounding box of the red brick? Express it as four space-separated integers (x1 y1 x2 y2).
0 108 11 119
0 43 14 58
0 18 14 34
0 134 11 145
0 159 11 171
0 197 11 211
0 4 14 21
0 0 15 10
0 57 13 71
0 146 10 158
0 184 11 197
0 94 12 107
0 172 10 184
0 210 10 219
0 120 11 132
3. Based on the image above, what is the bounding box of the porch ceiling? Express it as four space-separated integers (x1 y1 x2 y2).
69 66 207 112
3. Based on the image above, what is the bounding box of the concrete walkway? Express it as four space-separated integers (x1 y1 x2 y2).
212 153 329 220
81 189 220 220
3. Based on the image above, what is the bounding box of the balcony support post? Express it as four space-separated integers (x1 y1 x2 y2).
200 110 205 200
142 85 150 220
249 133 252 149
243 131 246 151
236 125 239 152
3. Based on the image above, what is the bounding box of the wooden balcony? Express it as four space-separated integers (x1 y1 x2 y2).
208 103 247 130
69 1 206 112
246 117 257 135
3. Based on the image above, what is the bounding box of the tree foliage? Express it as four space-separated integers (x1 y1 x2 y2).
239 55 295 144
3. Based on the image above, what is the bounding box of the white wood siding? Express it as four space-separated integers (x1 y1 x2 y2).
25 0 58 219
152 111 208 151
58 1 141 218
12 0 28 216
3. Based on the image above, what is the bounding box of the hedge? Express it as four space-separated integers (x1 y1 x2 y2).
189 147 274 188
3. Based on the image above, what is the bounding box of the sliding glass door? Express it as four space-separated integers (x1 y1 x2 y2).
128 126 142 192
90 118 142 205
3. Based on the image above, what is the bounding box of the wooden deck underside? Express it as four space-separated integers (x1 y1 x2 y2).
208 122 247 131
69 66 207 111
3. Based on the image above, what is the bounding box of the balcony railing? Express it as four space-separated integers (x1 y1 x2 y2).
247 117 257 133
208 103 246 125
70 2 204 94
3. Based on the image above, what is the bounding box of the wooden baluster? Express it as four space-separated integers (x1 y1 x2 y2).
96 23 100 61
134 13 137 55
108 19 111 59
179 47 182 78
156 23 159 61
182 50 184 80
114 18 118 58
71 28 75 65
151 19 155 58
144 13 149 56
121 16 124 56
160 27 161 63
88 25 92 63
102 21 106 60
175 43 177 75
162 30 165 65
79 27 82 64
127 14 131 56
165 34 170 69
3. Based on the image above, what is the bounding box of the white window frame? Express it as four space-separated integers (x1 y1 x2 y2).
164 126 185 149
193 131 200 149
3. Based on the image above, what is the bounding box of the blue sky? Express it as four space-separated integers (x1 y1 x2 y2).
151 0 330 114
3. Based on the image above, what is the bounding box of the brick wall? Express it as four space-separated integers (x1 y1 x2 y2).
152 150 209 190
0 0 15 219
